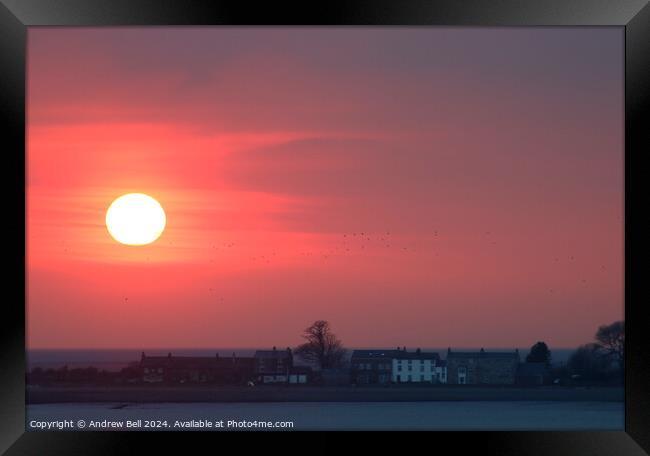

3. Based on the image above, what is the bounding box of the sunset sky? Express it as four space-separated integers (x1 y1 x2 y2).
27 27 623 350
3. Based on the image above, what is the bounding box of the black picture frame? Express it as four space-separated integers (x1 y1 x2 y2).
1 0 648 454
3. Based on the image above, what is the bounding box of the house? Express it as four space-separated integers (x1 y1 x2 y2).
350 350 398 385
254 347 293 384
392 348 441 383
446 348 520 385
351 348 442 384
517 362 550 386
435 359 448 384
140 352 255 385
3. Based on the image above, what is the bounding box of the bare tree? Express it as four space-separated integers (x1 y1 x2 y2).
294 320 347 370
594 320 624 368
568 343 610 380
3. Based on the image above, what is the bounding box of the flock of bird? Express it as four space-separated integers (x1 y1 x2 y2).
54 230 607 305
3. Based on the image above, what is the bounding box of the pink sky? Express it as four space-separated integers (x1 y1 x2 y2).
27 27 623 349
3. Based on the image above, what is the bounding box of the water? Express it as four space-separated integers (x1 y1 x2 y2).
26 401 623 431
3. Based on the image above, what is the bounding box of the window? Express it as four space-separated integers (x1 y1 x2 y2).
398 365 402 371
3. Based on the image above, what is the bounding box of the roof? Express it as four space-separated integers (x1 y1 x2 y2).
254 349 292 359
351 350 440 360
395 351 440 361
517 362 549 376
447 349 519 360
351 350 401 359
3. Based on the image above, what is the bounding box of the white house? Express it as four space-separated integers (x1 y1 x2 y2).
391 349 441 383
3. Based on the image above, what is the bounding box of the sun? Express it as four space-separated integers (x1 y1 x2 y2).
106 193 166 245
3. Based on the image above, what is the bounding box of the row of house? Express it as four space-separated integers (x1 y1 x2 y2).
140 347 310 385
350 348 447 384
138 347 549 386
351 348 548 386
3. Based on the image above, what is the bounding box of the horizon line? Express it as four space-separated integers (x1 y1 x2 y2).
27 345 580 351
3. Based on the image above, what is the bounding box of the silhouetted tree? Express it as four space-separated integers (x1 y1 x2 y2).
526 341 552 366
294 320 346 370
567 343 610 381
594 320 624 369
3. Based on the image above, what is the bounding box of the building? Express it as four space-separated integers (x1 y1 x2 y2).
140 352 255 385
446 348 520 385
351 348 442 385
254 347 293 384
517 362 550 386
435 359 448 384
392 348 441 383
350 350 398 385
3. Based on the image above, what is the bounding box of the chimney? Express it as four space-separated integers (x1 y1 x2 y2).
273 346 277 351
416 348 421 354
168 352 172 359
447 347 451 354
141 352 145 361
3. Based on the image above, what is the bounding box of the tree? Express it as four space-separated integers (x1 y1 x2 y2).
594 320 624 369
294 320 347 370
526 341 551 366
567 343 610 381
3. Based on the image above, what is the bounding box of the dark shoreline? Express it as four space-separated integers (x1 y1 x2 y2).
26 385 624 404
